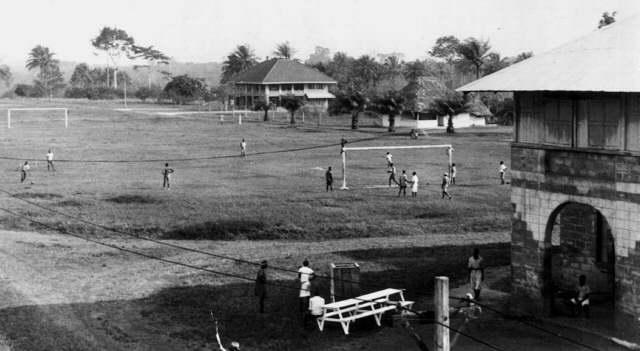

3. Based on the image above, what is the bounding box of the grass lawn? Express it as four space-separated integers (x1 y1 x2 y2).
0 98 528 351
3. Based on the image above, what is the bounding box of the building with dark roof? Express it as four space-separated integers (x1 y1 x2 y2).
458 16 640 319
229 58 337 111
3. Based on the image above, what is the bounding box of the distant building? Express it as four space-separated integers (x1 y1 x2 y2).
229 58 337 112
396 77 489 129
459 16 640 318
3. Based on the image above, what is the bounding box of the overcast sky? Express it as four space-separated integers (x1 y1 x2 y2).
1 0 638 65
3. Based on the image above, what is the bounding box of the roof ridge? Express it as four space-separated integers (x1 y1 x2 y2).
262 58 281 83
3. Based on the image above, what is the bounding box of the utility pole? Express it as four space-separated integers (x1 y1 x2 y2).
123 78 128 108
435 276 450 351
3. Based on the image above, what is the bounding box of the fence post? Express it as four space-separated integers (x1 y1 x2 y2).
435 276 450 351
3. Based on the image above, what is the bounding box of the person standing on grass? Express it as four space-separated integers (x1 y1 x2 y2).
468 248 484 300
499 161 508 185
325 166 333 192
46 149 55 172
298 259 315 321
441 173 452 200
240 138 247 157
385 152 393 168
20 161 30 183
340 137 348 154
255 260 268 314
398 170 408 197
162 163 174 189
388 163 398 187
308 288 326 326
451 163 457 185
410 171 419 197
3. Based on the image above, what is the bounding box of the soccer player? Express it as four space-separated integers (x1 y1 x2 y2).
385 152 393 167
468 248 484 300
388 163 398 187
410 171 419 197
441 173 452 200
20 161 30 183
240 138 247 157
451 163 457 185
162 163 174 189
499 161 508 185
398 170 408 197
46 149 55 172
254 260 268 314
325 166 333 192
298 259 314 321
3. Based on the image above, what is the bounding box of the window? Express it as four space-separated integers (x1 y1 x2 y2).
269 85 279 91
544 98 572 146
294 84 304 91
587 99 620 149
281 84 292 91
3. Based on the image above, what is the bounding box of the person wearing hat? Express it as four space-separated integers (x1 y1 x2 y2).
255 260 268 313
441 172 452 200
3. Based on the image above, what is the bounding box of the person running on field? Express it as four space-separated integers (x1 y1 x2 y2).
162 163 174 189
20 161 30 183
240 138 247 157
499 161 508 185
451 163 456 185
385 152 393 168
388 163 398 187
410 171 419 197
46 149 55 172
468 248 484 300
441 173 452 199
325 166 333 192
255 260 268 314
398 170 408 197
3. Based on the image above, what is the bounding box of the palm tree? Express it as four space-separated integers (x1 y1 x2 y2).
457 38 492 79
0 65 11 87
221 45 258 83
273 41 295 59
26 45 61 99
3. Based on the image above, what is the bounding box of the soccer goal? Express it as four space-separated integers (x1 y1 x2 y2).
340 144 454 190
7 108 69 128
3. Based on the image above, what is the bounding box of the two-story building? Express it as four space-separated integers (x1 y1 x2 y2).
459 16 640 319
229 58 337 112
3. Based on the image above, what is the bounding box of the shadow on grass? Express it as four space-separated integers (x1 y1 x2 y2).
13 192 63 200
104 194 159 204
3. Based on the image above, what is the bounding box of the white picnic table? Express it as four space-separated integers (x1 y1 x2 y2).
316 288 414 335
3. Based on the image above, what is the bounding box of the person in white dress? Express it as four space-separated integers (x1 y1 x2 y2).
410 172 419 197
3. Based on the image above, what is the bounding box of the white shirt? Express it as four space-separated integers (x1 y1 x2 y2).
385 154 392 163
468 256 483 269
22 164 30 171
298 266 314 283
499 164 507 173
46 152 53 161
241 142 246 150
309 296 325 316
411 175 418 191
300 281 311 297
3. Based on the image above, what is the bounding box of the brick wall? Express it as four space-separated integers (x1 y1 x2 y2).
510 144 640 317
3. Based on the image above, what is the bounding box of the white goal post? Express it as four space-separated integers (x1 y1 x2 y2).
7 108 69 128
340 144 454 190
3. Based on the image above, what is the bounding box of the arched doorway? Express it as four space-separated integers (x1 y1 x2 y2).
542 202 615 316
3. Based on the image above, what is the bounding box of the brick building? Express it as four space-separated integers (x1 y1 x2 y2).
458 17 640 318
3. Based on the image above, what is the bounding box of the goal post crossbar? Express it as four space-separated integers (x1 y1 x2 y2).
7 108 69 128
340 144 454 190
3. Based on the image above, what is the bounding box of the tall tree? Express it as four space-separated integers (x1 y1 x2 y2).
598 11 616 28
280 94 305 124
428 36 461 64
426 92 467 134
26 45 64 99
273 41 296 59
130 45 170 89
372 90 405 132
483 53 510 75
70 63 93 88
513 51 533 64
91 27 135 88
0 65 12 87
457 38 492 79
306 46 331 65
221 45 258 83
403 60 427 82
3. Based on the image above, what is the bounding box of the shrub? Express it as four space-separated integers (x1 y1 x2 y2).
135 87 152 102
64 87 90 99
163 75 206 105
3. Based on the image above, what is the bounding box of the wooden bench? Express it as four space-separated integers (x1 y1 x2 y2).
316 288 414 335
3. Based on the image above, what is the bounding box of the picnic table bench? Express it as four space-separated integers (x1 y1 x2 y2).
316 288 414 335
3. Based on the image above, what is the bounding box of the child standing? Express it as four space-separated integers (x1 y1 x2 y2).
20 161 30 183
499 161 508 185
410 171 419 197
46 149 55 172
398 170 408 197
162 163 174 189
325 166 333 192
441 173 452 199
240 138 247 157
451 163 456 185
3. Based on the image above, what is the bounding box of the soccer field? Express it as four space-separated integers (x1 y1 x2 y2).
0 99 512 240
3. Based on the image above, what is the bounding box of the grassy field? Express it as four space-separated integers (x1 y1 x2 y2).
0 98 531 351
0 99 512 240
